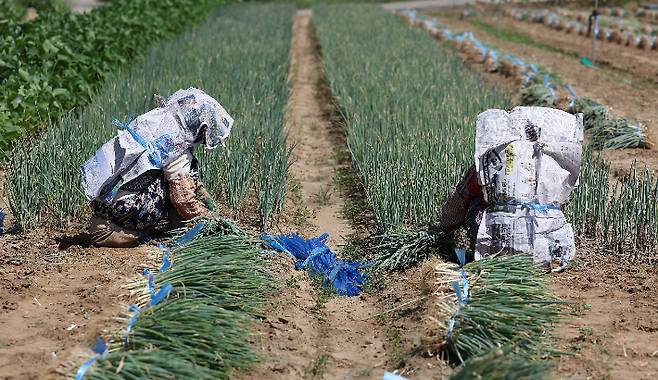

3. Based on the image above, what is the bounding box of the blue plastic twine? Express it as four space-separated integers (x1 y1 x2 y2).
144 268 173 306
74 337 107 380
499 201 560 213
123 304 142 348
446 249 469 348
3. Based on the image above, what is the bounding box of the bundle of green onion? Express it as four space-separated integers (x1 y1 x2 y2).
573 97 612 130
436 255 562 362
367 229 454 271
126 298 258 375
88 350 219 380
86 224 272 378
131 235 272 312
589 117 651 150
449 347 552 380
520 83 555 107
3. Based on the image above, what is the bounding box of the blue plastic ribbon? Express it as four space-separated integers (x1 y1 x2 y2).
159 246 172 272
497 201 560 213
446 249 470 345
74 337 107 380
144 268 173 306
174 222 206 247
262 233 367 296
123 304 141 348
112 115 162 168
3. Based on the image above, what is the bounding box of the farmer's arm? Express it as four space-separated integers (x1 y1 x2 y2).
432 165 483 233
165 151 211 220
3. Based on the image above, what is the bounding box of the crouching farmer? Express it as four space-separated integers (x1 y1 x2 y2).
80 88 233 247
433 106 583 272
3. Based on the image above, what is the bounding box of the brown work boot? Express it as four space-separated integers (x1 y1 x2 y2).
89 216 141 248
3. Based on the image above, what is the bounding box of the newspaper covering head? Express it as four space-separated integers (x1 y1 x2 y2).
473 106 584 272
80 88 234 203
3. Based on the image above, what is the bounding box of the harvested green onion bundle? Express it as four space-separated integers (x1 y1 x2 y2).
126 298 257 375
520 83 555 107
449 347 552 380
85 226 272 378
589 118 652 150
88 349 220 380
367 229 454 271
573 97 612 130
131 235 272 312
434 255 562 362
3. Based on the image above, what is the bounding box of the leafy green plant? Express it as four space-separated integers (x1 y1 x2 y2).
0 0 228 157
0 0 26 20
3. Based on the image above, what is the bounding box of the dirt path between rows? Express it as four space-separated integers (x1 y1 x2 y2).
429 14 658 175
239 13 390 380
0 228 149 380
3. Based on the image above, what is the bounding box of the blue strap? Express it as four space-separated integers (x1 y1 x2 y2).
446 249 470 345
112 117 147 148
144 269 172 307
496 201 560 213
112 115 163 168
159 247 171 272
123 304 141 348
74 337 107 380
174 222 205 247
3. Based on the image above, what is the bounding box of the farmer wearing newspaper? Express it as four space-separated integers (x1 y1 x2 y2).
80 88 233 248
434 107 583 272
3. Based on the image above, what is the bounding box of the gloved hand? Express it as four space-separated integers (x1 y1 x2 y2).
196 182 217 212
169 174 211 220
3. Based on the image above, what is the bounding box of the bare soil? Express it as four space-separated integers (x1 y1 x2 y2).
238 14 391 379
493 16 658 85
550 250 658 380
429 14 658 176
0 227 150 380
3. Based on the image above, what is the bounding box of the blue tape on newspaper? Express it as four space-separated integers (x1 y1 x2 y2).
112 115 163 168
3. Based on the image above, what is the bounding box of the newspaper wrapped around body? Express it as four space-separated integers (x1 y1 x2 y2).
80 88 233 204
474 106 584 271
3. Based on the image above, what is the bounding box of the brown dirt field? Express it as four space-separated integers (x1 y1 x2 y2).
491 15 658 85
551 250 658 380
428 14 658 176
238 13 390 379
0 227 151 380
238 13 460 380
